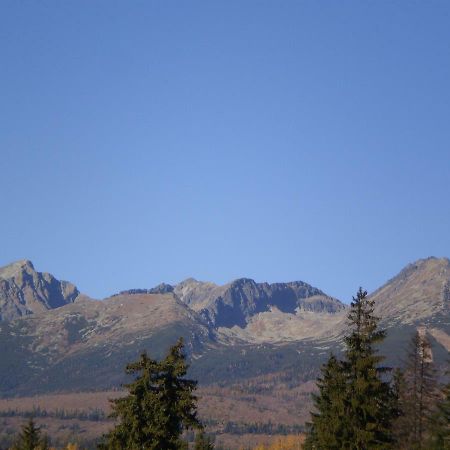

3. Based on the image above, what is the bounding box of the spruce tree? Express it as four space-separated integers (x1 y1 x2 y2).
305 287 397 449
395 331 438 449
343 287 395 448
11 418 49 450
304 354 349 449
99 337 201 450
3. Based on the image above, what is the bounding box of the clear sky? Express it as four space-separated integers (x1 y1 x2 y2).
1 1 449 302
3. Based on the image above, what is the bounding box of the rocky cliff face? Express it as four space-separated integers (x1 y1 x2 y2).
151 277 345 328
0 260 80 321
194 278 345 328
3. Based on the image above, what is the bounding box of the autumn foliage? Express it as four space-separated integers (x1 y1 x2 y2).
250 434 304 449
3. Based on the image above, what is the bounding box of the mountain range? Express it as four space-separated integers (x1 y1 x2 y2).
0 257 449 399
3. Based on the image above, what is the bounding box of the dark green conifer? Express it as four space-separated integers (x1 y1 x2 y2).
305 287 397 449
304 354 348 449
11 418 49 450
99 337 201 450
343 287 395 448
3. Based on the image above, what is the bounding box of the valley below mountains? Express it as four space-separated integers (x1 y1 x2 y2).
0 257 449 447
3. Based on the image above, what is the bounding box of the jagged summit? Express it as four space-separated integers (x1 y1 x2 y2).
229 277 255 285
0 259 35 279
171 276 344 328
0 260 80 321
178 277 202 284
111 275 344 330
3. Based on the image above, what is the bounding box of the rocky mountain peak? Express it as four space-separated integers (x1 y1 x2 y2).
178 277 200 285
372 256 450 324
0 259 35 279
230 277 257 286
0 260 80 322
173 278 220 309
395 256 449 279
149 283 175 294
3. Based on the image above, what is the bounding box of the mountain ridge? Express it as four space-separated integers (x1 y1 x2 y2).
0 256 449 398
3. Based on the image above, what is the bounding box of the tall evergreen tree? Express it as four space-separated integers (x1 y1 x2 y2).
305 288 397 449
343 288 395 448
394 331 438 449
99 338 201 450
11 418 49 450
304 354 349 449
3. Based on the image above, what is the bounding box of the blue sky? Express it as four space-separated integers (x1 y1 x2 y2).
1 1 449 302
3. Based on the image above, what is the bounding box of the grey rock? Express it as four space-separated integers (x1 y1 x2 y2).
0 260 79 321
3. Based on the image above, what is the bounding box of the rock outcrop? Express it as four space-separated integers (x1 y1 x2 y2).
0 260 79 321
